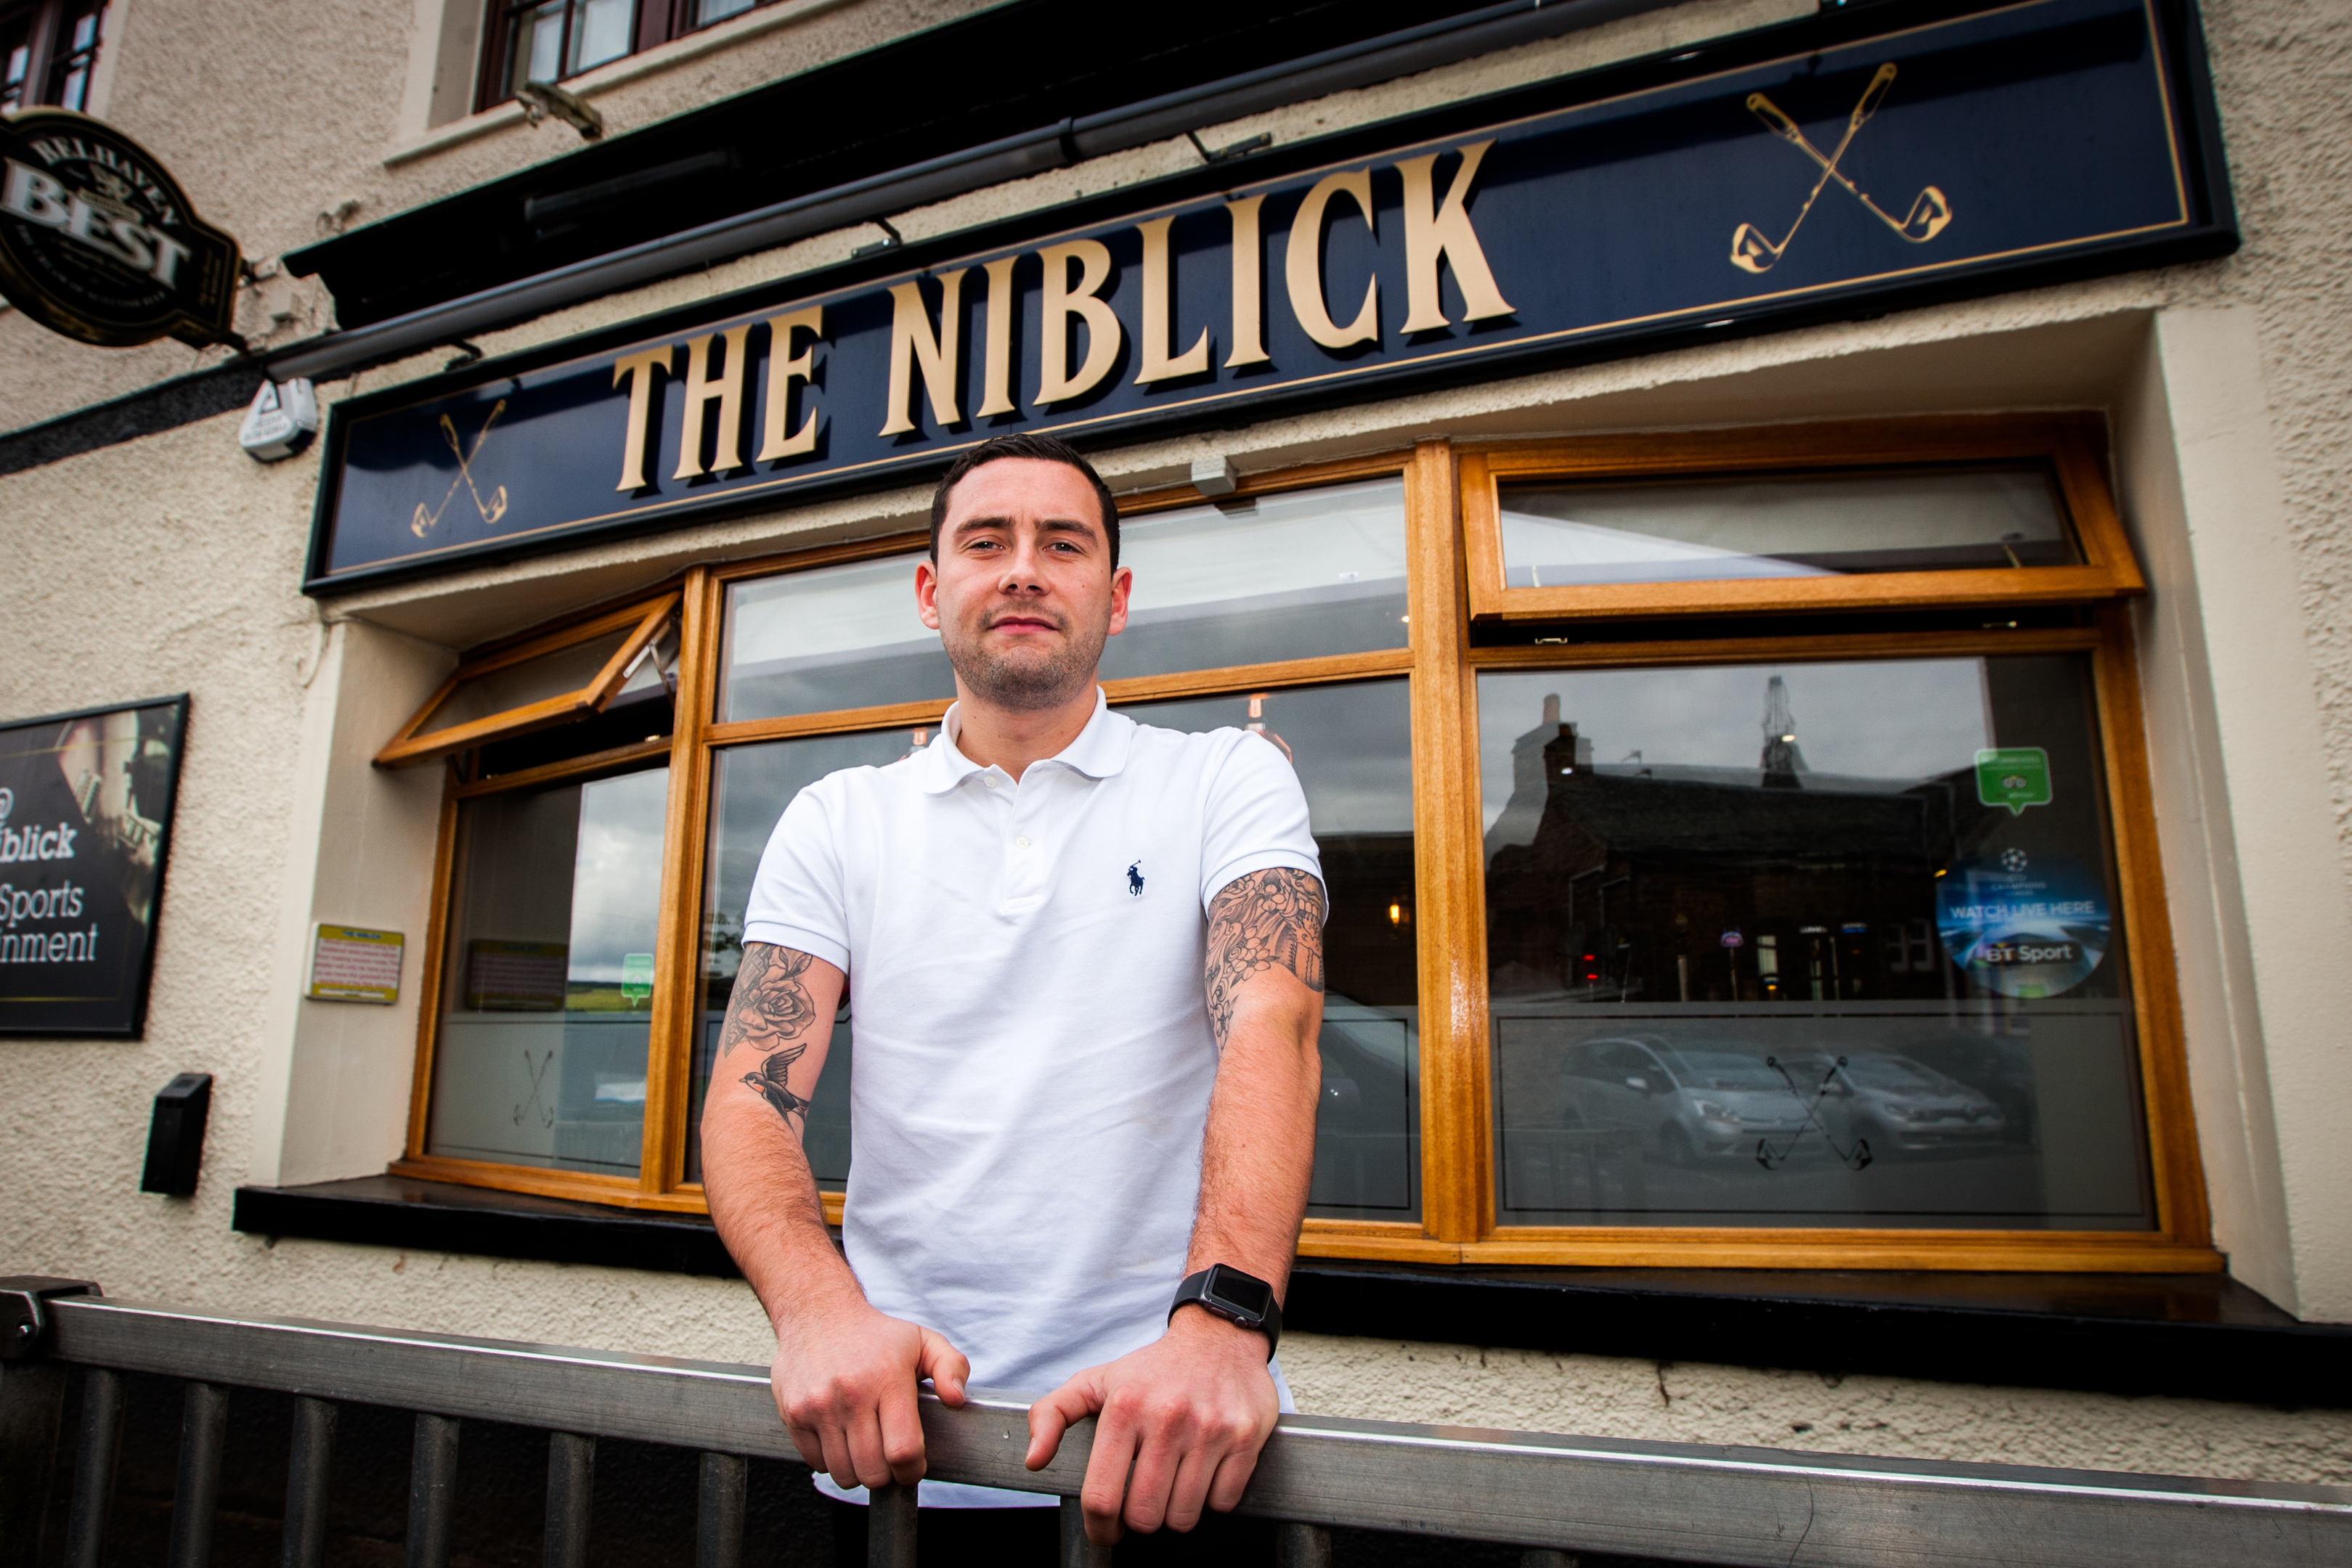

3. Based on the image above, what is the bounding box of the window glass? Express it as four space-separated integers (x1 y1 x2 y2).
698 0 757 20
687 728 926 1184
512 0 562 89
566 0 632 74
1100 478 1409 680
1497 467 2077 589
418 628 635 742
427 764 670 1176
721 553 952 724
1118 679 1418 1222
1478 654 2152 1230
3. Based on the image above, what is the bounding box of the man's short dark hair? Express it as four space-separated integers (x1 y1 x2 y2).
929 433 1120 568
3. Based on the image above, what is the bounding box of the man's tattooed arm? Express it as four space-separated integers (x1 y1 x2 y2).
1203 867 1327 1043
717 943 825 1136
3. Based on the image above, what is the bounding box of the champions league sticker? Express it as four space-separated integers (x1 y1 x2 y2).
1935 850 2111 1000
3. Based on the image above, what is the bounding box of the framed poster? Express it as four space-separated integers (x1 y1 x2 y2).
0 695 188 1037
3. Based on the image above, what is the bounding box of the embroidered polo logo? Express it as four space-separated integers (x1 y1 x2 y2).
1126 860 1146 897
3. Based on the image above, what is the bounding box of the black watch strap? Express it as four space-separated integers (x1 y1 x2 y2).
1168 1265 1282 1357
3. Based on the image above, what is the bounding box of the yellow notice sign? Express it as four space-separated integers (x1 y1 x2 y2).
309 924 404 1004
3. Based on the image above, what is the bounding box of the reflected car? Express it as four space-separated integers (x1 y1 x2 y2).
1557 1036 1816 1164
1815 1050 2007 1157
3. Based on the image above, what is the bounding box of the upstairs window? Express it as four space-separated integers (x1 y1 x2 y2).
0 0 107 113
477 0 783 110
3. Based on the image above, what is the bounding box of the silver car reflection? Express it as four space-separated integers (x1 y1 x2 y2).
1557 1036 1815 1164
1815 1050 2006 1156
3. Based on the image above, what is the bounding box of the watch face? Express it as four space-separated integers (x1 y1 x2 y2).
1205 1267 1273 1320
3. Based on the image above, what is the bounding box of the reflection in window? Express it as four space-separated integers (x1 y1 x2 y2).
1120 680 1418 1221
721 552 951 724
428 765 670 1176
1100 479 1409 680
1498 467 2077 589
1478 656 2152 1230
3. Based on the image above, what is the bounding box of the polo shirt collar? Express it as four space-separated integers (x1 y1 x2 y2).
916 688 1134 793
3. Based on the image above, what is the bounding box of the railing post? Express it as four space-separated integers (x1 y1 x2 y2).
62 1367 123 1568
166 1381 229 1568
0 1360 68 1568
407 1412 460 1568
1277 1520 1332 1568
866 1482 918 1568
1059 1496 1112 1568
544 1432 595 1568
281 1396 336 1568
695 1452 745 1568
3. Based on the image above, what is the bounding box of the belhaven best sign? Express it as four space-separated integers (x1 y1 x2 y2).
0 109 239 348
305 0 2234 592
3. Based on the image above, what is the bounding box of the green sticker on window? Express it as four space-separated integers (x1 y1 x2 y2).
1975 748 2052 815
621 951 655 1005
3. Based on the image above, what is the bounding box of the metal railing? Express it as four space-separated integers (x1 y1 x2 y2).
4 1276 2350 1568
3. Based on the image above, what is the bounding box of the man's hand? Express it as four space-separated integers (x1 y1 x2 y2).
771 1281 972 1491
1023 1306 1278 1544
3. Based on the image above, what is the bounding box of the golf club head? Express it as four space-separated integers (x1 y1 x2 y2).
1730 222 1781 273
1746 91 1807 147
1851 62 1899 128
411 503 434 539
484 487 509 525
1900 184 1953 240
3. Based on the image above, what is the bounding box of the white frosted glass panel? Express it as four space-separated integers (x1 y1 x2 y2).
1499 467 2074 589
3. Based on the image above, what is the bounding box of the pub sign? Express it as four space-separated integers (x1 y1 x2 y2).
0 695 188 1037
306 0 2232 592
0 110 239 348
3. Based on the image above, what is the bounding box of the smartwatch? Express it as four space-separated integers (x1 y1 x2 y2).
1168 1265 1282 1357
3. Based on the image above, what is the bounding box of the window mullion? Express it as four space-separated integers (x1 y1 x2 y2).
641 565 719 1196
1404 436 1489 1247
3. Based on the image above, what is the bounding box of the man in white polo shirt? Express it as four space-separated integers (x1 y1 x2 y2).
700 432 1326 1560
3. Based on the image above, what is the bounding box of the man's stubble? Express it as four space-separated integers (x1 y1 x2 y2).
942 604 1112 712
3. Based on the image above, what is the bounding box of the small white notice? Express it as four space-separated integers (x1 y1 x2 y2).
309 923 404 1003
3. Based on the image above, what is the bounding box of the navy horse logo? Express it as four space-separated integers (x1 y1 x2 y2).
1126 860 1146 897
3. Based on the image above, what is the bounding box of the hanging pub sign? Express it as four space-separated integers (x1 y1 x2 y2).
0 110 240 348
0 695 188 1037
304 0 2231 592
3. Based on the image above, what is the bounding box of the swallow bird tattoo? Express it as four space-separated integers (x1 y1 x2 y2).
742 1041 813 1132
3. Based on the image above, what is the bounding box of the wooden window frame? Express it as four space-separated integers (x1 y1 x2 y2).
1457 415 2144 626
387 425 2218 1276
0 0 107 113
475 0 778 111
375 594 677 769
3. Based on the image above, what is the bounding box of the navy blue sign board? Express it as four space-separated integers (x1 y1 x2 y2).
0 695 188 1037
305 0 2232 592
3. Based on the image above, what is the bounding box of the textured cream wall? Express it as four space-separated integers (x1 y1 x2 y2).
5 0 2352 1491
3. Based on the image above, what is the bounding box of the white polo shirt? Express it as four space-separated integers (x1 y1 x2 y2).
741 688 1321 1507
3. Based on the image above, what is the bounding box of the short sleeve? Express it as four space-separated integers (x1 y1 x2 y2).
1198 731 1324 914
741 781 854 973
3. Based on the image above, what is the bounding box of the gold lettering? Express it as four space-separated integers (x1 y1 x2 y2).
1225 196 1267 368
757 306 825 462
879 270 969 436
1134 216 1208 384
1396 142 1512 332
1035 240 1121 405
674 324 752 479
977 256 1018 418
612 345 675 491
1285 170 1378 350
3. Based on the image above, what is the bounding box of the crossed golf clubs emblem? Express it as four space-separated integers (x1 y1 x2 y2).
513 1047 556 1130
1730 62 1952 274
411 399 510 539
1754 1055 1873 1172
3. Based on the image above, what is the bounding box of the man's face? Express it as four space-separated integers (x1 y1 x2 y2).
916 457 1131 711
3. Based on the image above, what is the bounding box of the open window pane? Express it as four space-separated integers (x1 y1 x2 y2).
1118 679 1418 1222
1099 479 1409 681
1478 654 2152 1230
1497 467 2077 589
426 764 670 1175
416 629 635 741
688 728 929 1183
721 553 952 724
